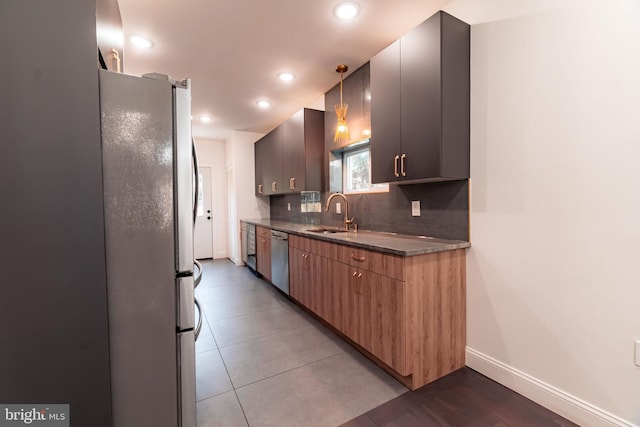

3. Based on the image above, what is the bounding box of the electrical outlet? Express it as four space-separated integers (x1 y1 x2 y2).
287 203 291 211
336 202 341 214
411 200 420 217
635 339 640 367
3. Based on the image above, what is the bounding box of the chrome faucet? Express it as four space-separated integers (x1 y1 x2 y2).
325 192 355 231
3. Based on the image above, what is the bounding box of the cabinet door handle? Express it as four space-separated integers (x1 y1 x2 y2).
272 181 277 192
351 254 365 262
290 177 296 190
352 271 363 294
401 153 406 177
394 154 400 178
258 184 263 194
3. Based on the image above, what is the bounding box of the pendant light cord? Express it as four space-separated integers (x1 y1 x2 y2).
340 70 344 107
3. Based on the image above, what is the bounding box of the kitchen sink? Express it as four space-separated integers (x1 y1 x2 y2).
305 228 348 234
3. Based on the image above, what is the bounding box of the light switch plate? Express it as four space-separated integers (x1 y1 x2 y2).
411 201 420 217
336 202 341 214
635 339 640 367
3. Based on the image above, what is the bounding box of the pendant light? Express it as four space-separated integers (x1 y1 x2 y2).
334 64 350 144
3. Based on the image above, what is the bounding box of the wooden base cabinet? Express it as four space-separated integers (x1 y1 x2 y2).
288 234 466 390
289 247 321 313
256 226 271 281
370 273 407 375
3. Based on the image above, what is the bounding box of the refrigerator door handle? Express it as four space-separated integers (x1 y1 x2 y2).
177 276 195 331
192 138 200 226
194 298 203 341
175 83 194 274
178 331 196 427
193 260 202 289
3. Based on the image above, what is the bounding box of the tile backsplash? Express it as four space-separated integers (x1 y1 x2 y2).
270 180 469 241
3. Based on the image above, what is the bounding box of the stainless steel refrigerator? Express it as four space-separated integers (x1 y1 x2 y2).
99 70 200 427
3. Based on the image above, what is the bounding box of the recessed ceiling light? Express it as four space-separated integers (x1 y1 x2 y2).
334 1 360 20
278 72 295 82
256 100 271 109
127 34 153 48
198 115 212 123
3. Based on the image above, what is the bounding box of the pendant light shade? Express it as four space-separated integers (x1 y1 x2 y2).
334 64 350 144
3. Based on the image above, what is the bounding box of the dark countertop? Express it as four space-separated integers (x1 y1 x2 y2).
242 219 470 256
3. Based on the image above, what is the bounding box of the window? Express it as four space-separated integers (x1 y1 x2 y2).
342 145 388 194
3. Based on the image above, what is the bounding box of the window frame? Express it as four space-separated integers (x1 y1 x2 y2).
342 144 389 195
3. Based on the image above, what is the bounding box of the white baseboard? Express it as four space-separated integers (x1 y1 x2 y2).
465 347 637 427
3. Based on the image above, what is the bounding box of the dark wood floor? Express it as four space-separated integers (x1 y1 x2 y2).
340 368 580 427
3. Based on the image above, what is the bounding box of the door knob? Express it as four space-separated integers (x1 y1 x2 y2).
207 209 211 214
207 216 211 220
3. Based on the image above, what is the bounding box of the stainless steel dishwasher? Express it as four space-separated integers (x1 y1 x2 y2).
270 230 289 295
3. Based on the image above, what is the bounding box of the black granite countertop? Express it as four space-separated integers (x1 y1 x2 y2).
242 219 470 256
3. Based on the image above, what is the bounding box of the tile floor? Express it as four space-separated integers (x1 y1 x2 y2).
195 259 407 427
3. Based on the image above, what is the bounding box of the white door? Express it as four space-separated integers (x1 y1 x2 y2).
194 166 213 259
226 167 238 263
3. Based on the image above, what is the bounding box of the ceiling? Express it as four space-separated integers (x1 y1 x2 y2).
117 0 450 141
116 0 569 141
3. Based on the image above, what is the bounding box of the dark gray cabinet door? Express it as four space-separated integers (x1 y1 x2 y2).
255 108 324 195
282 109 305 193
400 15 442 180
255 132 269 196
255 127 283 195
302 109 325 192
370 11 469 184
267 126 284 194
371 40 401 184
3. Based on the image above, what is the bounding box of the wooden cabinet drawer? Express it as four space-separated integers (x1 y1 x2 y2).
291 235 404 280
336 245 404 281
290 235 337 259
256 225 271 238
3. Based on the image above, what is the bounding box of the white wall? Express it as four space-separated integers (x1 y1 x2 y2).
225 130 269 264
443 0 640 425
195 137 228 259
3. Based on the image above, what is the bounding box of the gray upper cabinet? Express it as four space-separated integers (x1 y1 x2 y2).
255 108 324 196
371 11 470 184
255 126 282 195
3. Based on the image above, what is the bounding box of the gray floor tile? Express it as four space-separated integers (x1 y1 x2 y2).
210 303 314 348
196 320 217 354
197 390 248 427
236 350 407 427
195 259 407 426
196 276 269 300
197 276 267 297
197 260 263 291
196 349 233 401
200 288 289 322
219 323 351 388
